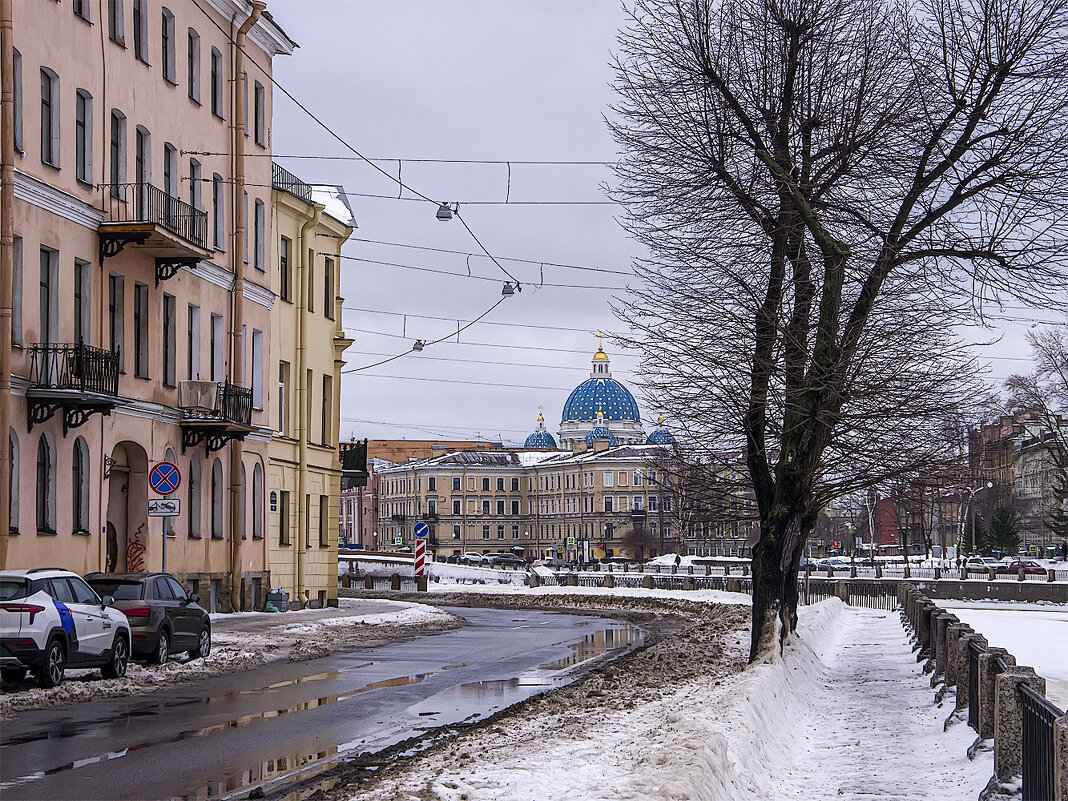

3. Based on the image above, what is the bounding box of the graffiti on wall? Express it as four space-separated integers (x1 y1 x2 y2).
127 522 146 572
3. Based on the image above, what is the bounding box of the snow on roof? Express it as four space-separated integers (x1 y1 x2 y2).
517 451 568 466
310 185 356 228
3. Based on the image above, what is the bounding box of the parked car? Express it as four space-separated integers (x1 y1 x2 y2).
478 552 511 566
0 568 131 688
459 552 485 566
999 559 1046 576
798 556 820 571
965 557 1000 570
487 554 527 569
816 557 852 572
85 572 210 664
534 558 570 570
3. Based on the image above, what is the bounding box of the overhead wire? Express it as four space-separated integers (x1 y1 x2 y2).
186 151 616 166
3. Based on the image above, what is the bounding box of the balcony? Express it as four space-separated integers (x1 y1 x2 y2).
98 183 212 284
272 163 313 203
26 344 122 433
178 380 254 453
390 514 407 523
422 512 439 521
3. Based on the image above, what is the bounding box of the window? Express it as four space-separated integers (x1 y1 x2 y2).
134 126 150 213
252 463 263 539
12 49 22 153
253 80 265 145
210 47 222 117
452 499 461 515
74 0 91 21
72 437 89 533
9 429 19 535
251 329 263 409
210 313 223 382
133 0 147 62
74 260 90 345
186 304 200 379
253 199 264 270
188 455 201 538
108 273 124 369
427 499 437 515
109 110 126 194
243 192 248 262
321 374 332 445
633 495 644 511
39 248 56 346
278 491 290 545
279 236 291 301
40 68 59 167
36 434 55 535
187 29 200 102
242 71 248 136
604 497 614 512
11 237 21 346
452 476 461 492
75 90 92 183
108 0 124 44
210 458 223 539
205 173 222 249
324 257 335 318
603 471 614 488
277 361 289 434
482 477 490 492
189 158 201 211
428 477 437 492
304 495 311 548
305 368 313 443
319 496 329 547
497 525 505 540
511 500 520 515
307 257 314 313
133 282 148 377
162 293 176 386
482 524 490 539
511 477 519 492
163 143 177 197
481 500 490 515
161 8 176 82
452 524 461 540
494 499 503 515
496 477 504 492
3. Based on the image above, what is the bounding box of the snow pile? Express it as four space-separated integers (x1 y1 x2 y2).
351 601 991 801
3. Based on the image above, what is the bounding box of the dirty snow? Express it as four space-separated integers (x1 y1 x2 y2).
337 599 991 801
0 599 460 717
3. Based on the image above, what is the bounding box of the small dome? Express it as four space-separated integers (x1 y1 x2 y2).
585 426 617 446
592 342 609 361
523 408 558 449
646 413 676 445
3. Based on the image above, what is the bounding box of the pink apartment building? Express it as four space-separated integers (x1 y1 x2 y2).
0 0 294 611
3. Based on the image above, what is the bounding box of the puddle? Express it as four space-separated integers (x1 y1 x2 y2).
541 626 640 672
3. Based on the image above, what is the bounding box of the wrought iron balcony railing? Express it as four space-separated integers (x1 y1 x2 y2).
272 162 312 203
101 182 208 249
28 343 119 396
180 380 252 427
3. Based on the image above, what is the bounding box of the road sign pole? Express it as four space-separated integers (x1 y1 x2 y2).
414 538 425 576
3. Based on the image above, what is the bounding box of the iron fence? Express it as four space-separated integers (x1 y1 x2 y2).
28 343 119 395
272 162 313 202
968 639 982 731
101 182 207 248
1020 683 1061 801
181 380 252 426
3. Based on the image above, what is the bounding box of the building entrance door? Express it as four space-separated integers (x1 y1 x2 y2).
105 442 149 572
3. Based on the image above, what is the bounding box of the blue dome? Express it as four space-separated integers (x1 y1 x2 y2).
585 426 618 446
647 428 676 445
561 378 641 424
524 429 558 449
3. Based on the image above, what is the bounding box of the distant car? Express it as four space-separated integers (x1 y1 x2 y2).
0 568 131 688
965 557 1000 570
85 573 210 665
460 552 485 566
535 558 570 570
799 556 820 571
478 552 510 565
487 554 527 569
1001 559 1046 576
817 558 852 572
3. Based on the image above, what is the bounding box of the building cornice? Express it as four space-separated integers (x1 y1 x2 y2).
201 0 298 56
183 259 236 291
14 171 103 230
243 279 275 310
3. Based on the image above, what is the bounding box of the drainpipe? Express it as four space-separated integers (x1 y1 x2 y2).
0 0 14 568
229 0 264 612
295 202 322 604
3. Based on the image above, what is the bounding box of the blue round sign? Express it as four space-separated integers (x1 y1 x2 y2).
149 462 182 495
414 522 429 539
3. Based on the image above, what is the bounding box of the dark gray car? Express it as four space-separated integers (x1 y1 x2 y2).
85 573 210 664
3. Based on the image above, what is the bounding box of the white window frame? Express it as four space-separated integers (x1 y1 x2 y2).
40 67 60 167
251 328 263 409
187 28 201 103
75 90 92 184
161 7 176 83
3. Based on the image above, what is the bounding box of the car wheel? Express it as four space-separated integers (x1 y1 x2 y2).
150 630 170 666
189 627 211 660
102 635 129 679
37 639 66 689
1 667 26 684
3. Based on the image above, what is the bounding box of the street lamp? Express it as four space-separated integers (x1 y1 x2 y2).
958 481 994 559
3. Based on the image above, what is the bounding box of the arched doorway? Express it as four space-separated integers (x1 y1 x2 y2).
105 441 149 572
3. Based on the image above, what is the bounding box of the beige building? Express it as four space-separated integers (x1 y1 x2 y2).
267 166 352 608
0 0 294 611
376 443 682 561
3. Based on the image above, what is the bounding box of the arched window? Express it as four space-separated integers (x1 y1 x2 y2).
188 455 201 538
9 429 19 535
36 434 55 535
72 437 89 533
252 462 263 540
210 458 223 539
240 463 246 540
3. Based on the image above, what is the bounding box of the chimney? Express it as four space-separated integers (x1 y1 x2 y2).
593 440 611 453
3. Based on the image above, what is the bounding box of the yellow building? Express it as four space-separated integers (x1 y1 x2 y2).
268 164 353 608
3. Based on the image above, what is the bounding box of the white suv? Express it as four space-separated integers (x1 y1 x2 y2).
0 568 131 688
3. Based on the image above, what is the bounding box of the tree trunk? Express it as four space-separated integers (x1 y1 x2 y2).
749 507 815 662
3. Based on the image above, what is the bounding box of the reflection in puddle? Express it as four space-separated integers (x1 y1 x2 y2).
541 626 639 672
177 748 341 801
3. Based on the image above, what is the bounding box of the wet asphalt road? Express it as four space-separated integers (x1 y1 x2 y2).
0 607 638 801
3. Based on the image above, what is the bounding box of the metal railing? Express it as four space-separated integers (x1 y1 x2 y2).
1020 683 1060 801
28 343 119 395
967 639 983 730
181 380 252 426
272 162 312 202
101 182 208 249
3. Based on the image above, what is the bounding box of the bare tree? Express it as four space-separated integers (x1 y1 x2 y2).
610 0 1068 660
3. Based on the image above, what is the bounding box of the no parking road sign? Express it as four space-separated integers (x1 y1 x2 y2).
149 462 182 495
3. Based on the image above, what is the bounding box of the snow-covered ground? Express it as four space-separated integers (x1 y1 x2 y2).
0 599 459 717
344 598 991 801
944 602 1068 710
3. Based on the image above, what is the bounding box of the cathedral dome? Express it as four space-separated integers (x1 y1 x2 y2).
585 410 618 446
646 413 677 445
523 411 558 449
557 339 646 450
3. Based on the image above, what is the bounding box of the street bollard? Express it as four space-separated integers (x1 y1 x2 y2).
642 575 654 590
364 575 374 590
993 667 1045 782
416 575 428 592
390 574 401 591
978 647 1015 739
604 574 615 589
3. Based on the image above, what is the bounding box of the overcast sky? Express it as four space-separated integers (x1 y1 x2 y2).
266 0 1059 447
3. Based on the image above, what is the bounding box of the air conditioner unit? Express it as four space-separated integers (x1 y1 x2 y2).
178 380 219 411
